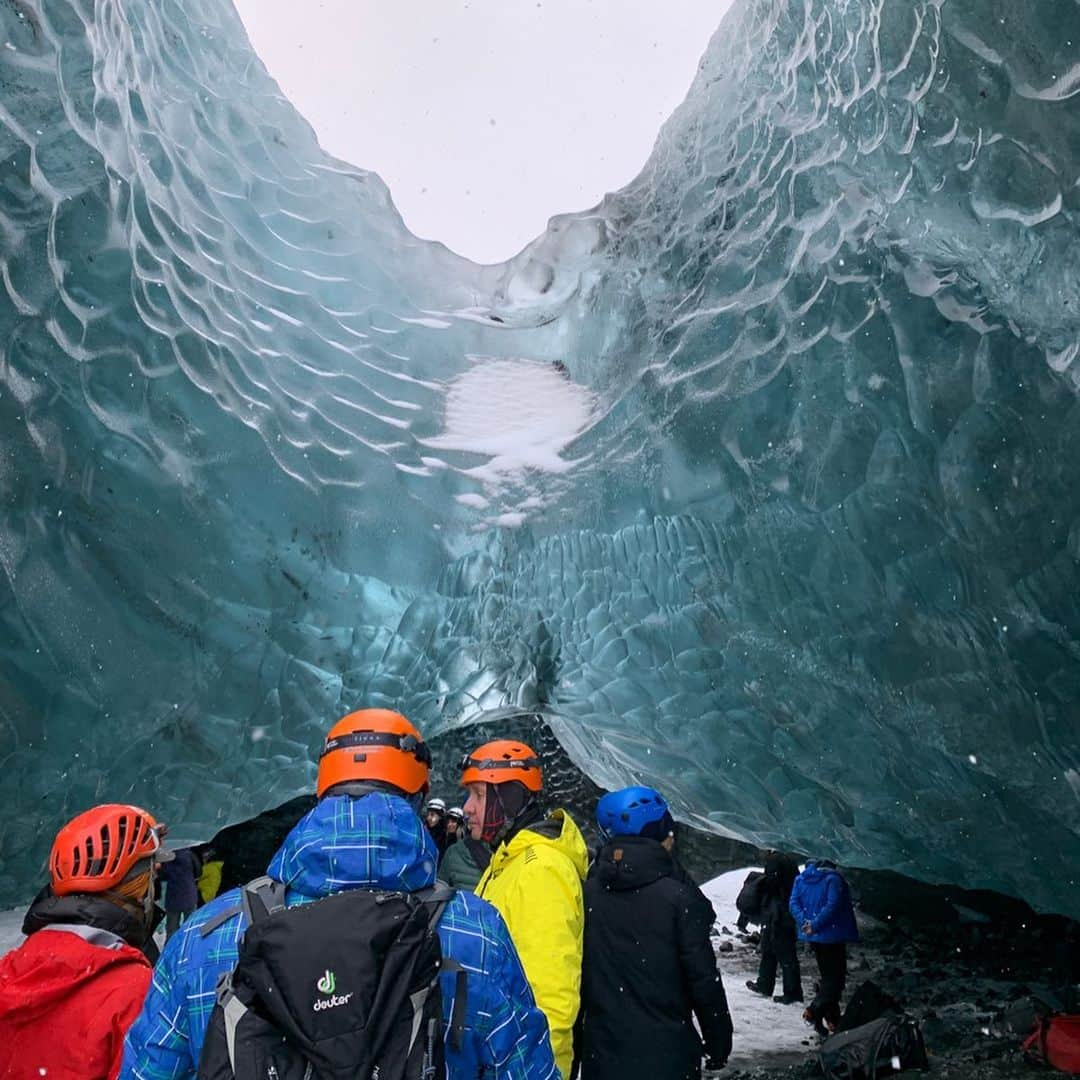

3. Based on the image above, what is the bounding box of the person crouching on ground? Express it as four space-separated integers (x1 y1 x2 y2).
462 739 589 1079
579 786 733 1080
789 859 858 1037
121 709 557 1080
0 804 171 1079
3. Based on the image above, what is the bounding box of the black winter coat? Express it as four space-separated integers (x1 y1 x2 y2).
761 851 799 931
580 837 733 1080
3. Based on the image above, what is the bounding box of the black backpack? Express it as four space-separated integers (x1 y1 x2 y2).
735 871 767 922
837 981 903 1033
819 1014 928 1080
197 878 466 1080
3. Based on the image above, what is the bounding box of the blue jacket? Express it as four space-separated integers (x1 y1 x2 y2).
121 793 558 1080
789 863 859 944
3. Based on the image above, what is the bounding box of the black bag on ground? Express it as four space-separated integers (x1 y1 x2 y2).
838 980 903 1033
197 877 465 1080
735 871 767 923
819 1014 929 1079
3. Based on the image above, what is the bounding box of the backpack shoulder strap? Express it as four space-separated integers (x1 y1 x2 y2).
241 875 289 924
415 880 456 932
198 876 287 938
199 904 242 937
210 971 251 1073
412 882 467 1051
867 1014 902 1077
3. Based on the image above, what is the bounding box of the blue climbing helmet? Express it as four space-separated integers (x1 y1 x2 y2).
596 786 673 840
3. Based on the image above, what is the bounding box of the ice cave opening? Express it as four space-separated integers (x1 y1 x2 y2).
0 0 1078 925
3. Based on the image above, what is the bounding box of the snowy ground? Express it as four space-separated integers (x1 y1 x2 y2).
702 869 817 1068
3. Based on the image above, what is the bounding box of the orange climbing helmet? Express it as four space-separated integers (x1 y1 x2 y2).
459 739 543 793
317 708 432 798
49 804 170 897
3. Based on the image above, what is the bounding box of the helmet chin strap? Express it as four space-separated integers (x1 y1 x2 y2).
485 783 539 848
102 883 157 939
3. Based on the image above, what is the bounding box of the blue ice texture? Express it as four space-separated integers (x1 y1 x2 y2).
0 0 1078 913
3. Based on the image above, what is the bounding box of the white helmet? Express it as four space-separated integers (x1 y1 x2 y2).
425 797 447 813
447 806 466 822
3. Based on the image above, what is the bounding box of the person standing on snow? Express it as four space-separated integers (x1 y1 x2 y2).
0 804 172 1080
789 859 858 1036
462 740 588 1079
121 709 557 1080
439 807 489 890
578 786 733 1080
745 850 803 1006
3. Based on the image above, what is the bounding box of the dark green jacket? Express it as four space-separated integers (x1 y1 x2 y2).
440 836 485 890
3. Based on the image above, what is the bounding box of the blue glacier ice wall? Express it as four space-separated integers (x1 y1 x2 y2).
1 0 1079 912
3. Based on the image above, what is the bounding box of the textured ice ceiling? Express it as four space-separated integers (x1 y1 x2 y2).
1 0 1079 913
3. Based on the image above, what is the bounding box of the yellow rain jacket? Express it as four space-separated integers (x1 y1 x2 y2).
196 859 224 905
475 809 588 1079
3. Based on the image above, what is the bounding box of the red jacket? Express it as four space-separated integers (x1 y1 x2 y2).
0 924 152 1080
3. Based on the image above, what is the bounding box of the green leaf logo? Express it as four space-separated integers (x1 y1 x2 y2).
317 970 336 995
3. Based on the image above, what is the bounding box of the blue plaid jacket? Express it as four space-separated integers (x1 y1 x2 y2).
121 793 558 1080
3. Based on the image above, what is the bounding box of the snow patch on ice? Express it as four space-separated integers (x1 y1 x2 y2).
425 358 598 477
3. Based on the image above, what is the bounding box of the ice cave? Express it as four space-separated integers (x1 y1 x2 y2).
0 0 1078 918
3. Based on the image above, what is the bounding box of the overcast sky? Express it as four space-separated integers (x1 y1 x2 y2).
233 0 728 264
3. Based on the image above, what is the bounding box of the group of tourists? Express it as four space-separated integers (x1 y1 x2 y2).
739 851 859 1038
0 706 852 1080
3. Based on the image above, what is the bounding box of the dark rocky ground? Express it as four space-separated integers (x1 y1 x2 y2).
208 713 1079 1077
718 887 1078 1080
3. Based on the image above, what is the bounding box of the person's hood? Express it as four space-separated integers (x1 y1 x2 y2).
764 852 798 894
0 923 149 1018
799 862 838 885
22 886 161 956
268 792 438 899
593 835 674 891
490 808 589 881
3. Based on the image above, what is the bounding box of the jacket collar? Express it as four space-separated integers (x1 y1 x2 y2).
22 886 160 956
489 808 589 881
594 835 674 891
41 923 127 950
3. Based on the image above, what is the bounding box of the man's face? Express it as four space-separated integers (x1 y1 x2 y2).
462 783 488 840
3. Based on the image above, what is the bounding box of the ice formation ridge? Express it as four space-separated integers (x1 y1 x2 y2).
0 0 1078 912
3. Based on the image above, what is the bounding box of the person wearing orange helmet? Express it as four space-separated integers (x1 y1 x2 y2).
0 803 171 1079
122 709 558 1080
461 739 589 1079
